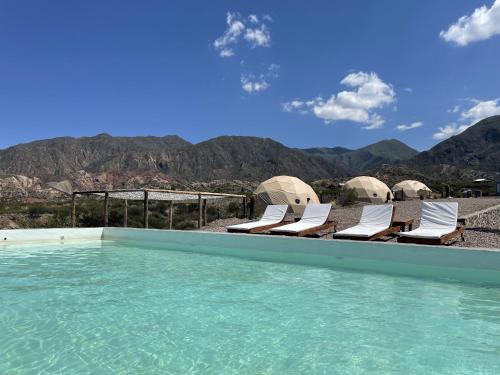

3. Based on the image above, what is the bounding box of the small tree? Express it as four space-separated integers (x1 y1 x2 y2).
337 188 358 206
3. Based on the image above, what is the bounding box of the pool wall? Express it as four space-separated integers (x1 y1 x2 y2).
0 228 103 243
1 227 500 283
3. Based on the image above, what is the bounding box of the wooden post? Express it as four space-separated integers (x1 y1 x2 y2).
104 192 109 227
168 200 174 230
249 196 255 219
198 194 202 229
243 196 247 218
143 190 149 229
202 199 207 226
71 193 76 227
123 199 128 228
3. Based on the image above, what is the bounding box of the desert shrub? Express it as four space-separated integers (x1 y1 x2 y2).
227 201 242 217
27 205 44 218
174 219 196 230
337 188 358 206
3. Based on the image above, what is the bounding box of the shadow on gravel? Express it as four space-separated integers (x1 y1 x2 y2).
467 228 500 234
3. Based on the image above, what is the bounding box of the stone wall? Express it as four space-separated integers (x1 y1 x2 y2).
459 204 500 230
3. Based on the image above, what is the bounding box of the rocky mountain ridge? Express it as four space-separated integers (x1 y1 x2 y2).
0 116 499 200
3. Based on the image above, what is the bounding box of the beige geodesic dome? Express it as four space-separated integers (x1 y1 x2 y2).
392 180 432 200
254 176 320 214
343 176 393 204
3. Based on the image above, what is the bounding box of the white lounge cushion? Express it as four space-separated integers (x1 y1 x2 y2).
399 202 458 239
334 204 393 238
398 227 455 239
226 205 288 230
270 204 331 233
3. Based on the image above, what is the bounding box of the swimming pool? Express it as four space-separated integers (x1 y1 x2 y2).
1 228 500 374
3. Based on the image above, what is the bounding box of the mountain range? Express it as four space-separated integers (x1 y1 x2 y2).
0 116 499 198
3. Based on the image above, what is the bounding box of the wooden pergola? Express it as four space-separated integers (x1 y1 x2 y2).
71 188 247 229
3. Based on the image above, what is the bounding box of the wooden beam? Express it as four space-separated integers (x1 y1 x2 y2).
242 196 247 218
123 199 128 228
198 194 202 229
146 188 245 198
71 193 76 227
168 200 174 230
143 190 149 229
202 199 207 226
104 192 109 227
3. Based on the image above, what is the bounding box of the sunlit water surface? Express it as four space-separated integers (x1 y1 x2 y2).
1 241 500 374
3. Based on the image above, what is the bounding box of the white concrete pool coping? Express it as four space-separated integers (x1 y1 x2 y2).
1 227 500 284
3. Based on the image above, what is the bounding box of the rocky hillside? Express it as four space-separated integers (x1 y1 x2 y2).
303 139 419 174
0 116 498 200
0 134 346 184
409 116 500 172
0 134 191 179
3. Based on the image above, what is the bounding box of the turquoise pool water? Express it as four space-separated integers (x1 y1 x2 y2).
1 241 500 374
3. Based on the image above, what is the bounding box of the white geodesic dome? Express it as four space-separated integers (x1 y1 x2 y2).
392 180 432 199
254 176 319 214
344 176 393 204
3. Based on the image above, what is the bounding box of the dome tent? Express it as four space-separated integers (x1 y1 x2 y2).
343 176 393 204
392 180 432 200
254 176 320 214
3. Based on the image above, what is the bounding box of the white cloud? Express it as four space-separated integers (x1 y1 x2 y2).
213 12 245 57
440 0 500 46
240 64 279 94
283 71 395 129
448 105 461 113
433 98 500 139
461 99 500 122
282 100 304 112
404 87 413 93
362 114 385 130
396 121 423 131
244 25 271 47
248 14 259 23
214 12 272 57
433 124 471 140
267 63 280 78
241 74 269 93
219 49 234 57
263 14 273 22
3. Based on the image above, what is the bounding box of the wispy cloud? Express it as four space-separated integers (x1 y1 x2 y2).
241 75 269 93
244 25 271 47
403 87 413 93
396 121 423 131
248 14 259 24
241 64 280 94
440 0 500 46
213 12 272 57
433 98 500 139
282 71 395 129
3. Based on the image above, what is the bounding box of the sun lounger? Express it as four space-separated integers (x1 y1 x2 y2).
333 204 399 241
269 203 336 237
397 202 464 245
226 204 288 233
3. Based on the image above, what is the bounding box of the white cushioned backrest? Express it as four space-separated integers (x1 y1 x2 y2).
359 204 393 228
420 202 458 229
299 204 331 224
261 205 288 222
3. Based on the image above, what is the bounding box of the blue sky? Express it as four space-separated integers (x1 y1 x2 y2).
1 0 500 151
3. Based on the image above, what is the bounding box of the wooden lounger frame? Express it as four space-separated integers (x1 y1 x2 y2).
333 206 399 241
397 226 465 245
227 222 286 234
270 221 338 237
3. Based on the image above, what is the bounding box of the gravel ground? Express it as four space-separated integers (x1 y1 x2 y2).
201 198 500 249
